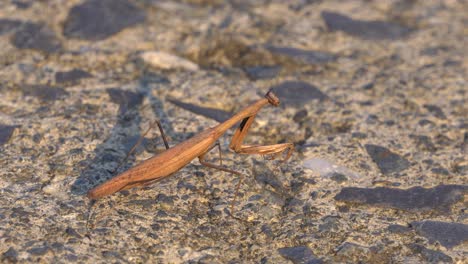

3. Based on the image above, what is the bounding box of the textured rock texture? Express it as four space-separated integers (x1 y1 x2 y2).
0 0 466 263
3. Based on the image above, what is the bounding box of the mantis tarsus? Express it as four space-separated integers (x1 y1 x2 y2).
87 90 294 204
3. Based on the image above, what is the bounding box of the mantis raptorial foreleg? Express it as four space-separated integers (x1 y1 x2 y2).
199 113 294 212
229 115 294 162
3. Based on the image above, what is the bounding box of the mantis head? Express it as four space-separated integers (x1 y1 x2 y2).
265 90 280 107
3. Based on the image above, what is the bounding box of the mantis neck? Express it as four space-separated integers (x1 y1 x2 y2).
212 98 270 137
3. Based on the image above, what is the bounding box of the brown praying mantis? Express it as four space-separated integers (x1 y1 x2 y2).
87 90 294 201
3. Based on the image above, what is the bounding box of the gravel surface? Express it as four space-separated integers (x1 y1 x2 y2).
0 0 466 263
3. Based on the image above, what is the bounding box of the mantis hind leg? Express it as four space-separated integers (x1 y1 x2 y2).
229 115 294 162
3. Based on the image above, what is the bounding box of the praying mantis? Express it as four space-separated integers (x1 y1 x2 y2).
87 90 294 200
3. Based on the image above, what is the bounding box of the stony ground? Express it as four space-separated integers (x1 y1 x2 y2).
0 0 466 263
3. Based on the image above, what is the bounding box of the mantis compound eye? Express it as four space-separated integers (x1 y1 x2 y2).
265 89 280 107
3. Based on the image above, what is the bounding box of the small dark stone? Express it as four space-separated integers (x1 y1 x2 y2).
65 254 79 262
31 133 42 144
128 199 158 209
351 132 367 139
334 185 467 212
50 242 64 252
27 246 50 256
63 0 146 40
0 124 16 145
384 119 395 126
329 172 348 183
266 46 336 64
167 97 232 123
106 88 143 114
365 115 379 125
102 250 121 258
410 221 468 248
270 81 328 107
365 144 410 174
261 224 274 237
21 85 69 102
177 180 196 191
334 242 370 262
434 134 452 147
409 134 436 152
278 246 323 264
423 104 446 119
431 167 449 175
358 100 373 106
321 11 412 40
0 19 23 35
420 46 450 56
443 60 461 67
290 180 305 193
319 216 341 232
65 227 82 239
418 119 435 127
11 22 62 53
293 109 308 123
387 224 411 234
285 197 304 212
2 247 18 262
11 1 31 9
244 65 281 80
150 223 160 231
69 148 83 155
156 194 175 205
408 243 453 263
55 69 93 84
362 82 374 90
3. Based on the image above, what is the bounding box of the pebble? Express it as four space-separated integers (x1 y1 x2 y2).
277 246 323 264
334 185 467 212
27 246 50 256
0 124 16 145
408 243 452 263
364 144 410 175
334 242 370 262
303 157 361 179
140 51 199 71
266 46 336 65
321 11 413 40
410 221 468 249
387 224 411 234
55 69 93 84
1 247 18 262
423 104 447 120
21 85 68 102
63 0 146 40
0 19 22 35
12 1 32 9
11 22 62 53
270 81 328 107
243 65 281 80
409 134 436 152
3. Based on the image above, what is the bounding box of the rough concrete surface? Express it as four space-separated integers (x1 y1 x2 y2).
0 0 466 263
